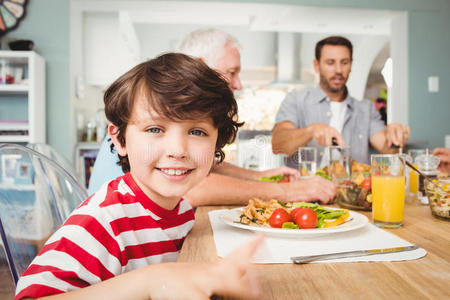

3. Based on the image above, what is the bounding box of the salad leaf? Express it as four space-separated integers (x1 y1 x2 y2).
315 168 331 180
292 202 348 228
258 175 286 182
277 200 288 207
282 222 299 229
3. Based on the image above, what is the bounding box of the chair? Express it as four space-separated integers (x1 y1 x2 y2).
26 143 78 181
0 143 88 285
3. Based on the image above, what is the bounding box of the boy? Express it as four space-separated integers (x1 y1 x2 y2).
15 53 262 299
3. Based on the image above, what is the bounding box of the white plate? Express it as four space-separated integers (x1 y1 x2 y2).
219 207 369 238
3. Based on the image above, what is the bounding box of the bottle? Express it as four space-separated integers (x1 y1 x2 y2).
95 109 107 142
86 118 96 142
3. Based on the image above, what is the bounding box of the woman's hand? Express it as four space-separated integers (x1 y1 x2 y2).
278 176 337 204
433 148 450 174
258 166 299 182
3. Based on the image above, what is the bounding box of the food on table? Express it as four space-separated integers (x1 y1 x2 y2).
291 207 317 229
258 174 289 183
352 160 371 173
329 161 346 176
425 178 450 220
238 198 349 229
300 167 310 177
336 181 372 210
315 167 331 180
268 208 293 228
315 160 372 210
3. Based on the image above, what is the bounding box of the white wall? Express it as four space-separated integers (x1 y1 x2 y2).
135 24 277 66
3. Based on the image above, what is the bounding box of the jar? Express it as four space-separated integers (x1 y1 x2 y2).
415 154 440 205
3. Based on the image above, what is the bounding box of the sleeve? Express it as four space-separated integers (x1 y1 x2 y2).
274 91 302 127
368 101 386 138
14 205 123 299
88 135 124 195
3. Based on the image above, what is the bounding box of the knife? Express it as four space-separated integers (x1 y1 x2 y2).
291 245 419 264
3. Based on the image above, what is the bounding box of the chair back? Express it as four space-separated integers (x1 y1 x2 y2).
26 143 78 180
0 143 87 284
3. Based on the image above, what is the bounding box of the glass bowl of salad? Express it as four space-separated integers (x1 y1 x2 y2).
335 173 372 211
425 178 450 220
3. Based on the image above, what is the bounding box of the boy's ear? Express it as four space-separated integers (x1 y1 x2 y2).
108 124 127 157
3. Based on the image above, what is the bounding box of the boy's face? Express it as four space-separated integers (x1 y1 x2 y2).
110 93 218 210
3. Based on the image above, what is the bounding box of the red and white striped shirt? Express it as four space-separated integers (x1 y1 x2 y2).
15 173 195 299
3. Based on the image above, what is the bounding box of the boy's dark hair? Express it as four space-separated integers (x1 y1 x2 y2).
315 36 353 61
104 52 243 173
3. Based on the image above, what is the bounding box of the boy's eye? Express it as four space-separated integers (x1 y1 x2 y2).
147 127 163 133
190 129 207 136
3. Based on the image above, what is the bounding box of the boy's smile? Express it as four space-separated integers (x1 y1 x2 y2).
110 93 218 210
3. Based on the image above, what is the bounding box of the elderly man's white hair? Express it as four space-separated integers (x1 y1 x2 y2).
178 28 241 68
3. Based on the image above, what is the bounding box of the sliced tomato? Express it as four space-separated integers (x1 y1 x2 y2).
361 177 371 190
268 208 293 228
278 176 290 183
293 208 317 229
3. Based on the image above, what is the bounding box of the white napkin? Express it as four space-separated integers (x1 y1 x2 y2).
209 209 427 263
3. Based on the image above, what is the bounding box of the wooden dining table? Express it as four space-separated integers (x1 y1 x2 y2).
177 203 450 300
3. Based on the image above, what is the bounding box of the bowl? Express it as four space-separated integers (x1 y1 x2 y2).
336 182 372 211
425 178 450 220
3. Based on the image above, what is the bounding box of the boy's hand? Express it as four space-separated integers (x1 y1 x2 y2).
145 234 264 300
210 234 264 299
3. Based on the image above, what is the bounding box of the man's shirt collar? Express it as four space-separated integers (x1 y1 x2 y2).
313 85 354 110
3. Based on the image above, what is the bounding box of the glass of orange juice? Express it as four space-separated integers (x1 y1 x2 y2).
407 149 426 197
371 154 406 228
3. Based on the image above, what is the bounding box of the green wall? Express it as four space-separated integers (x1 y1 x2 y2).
3 0 70 159
3 0 450 160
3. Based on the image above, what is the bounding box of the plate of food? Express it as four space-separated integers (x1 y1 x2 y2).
219 198 369 237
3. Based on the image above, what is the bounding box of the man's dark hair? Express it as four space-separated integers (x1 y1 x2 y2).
315 36 353 61
104 52 243 173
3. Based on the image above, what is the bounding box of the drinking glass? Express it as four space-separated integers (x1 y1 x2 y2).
328 146 351 184
407 149 426 198
371 154 406 228
298 147 317 177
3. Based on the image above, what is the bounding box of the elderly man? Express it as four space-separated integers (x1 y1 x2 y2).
88 28 336 205
272 36 410 166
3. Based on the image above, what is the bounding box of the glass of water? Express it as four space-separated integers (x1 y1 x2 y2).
298 147 317 177
328 146 351 184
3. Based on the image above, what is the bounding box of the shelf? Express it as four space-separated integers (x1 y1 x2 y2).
76 142 102 150
0 84 29 93
0 135 29 142
0 182 35 191
0 50 45 144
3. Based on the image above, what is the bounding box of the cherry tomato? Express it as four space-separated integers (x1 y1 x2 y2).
342 180 352 186
361 177 371 190
293 208 317 229
290 207 303 219
278 176 290 183
268 208 292 228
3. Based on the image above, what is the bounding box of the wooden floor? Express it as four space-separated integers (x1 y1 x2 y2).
0 250 16 300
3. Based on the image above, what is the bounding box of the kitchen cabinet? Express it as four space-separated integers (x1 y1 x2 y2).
0 51 45 143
